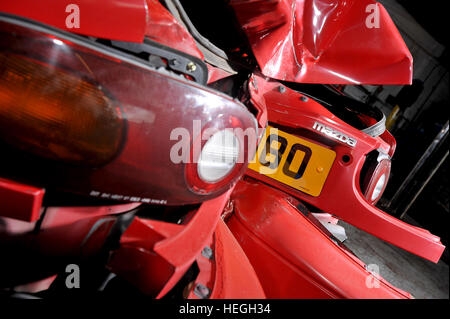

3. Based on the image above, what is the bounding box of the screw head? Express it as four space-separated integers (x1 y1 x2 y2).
194 283 210 299
300 96 309 102
201 246 213 259
186 62 197 72
278 85 286 93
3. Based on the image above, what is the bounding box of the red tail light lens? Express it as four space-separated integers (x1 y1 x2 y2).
0 14 258 205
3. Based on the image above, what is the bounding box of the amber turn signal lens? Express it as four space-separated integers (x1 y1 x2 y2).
0 52 124 166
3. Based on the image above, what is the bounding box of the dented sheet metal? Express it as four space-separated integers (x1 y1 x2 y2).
230 0 412 84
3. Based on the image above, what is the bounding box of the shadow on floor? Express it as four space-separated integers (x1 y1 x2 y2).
341 220 449 299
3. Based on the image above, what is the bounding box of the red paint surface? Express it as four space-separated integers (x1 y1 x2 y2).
231 0 412 84
227 179 413 298
246 75 445 263
1 0 148 42
0 177 44 222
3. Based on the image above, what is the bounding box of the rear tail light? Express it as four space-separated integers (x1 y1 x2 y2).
197 129 240 183
0 52 124 166
0 14 258 205
185 115 255 194
361 153 391 205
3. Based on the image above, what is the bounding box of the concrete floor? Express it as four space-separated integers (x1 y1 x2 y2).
340 219 449 299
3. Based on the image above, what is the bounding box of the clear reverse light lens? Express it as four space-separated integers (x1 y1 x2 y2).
198 130 240 183
371 174 386 201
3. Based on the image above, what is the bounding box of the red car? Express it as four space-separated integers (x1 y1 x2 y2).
0 0 445 299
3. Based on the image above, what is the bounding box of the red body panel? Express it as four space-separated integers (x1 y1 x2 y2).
0 202 138 289
246 75 445 263
36 204 139 255
0 0 205 65
0 203 138 245
231 0 412 84
227 179 412 299
0 177 45 222
188 219 266 299
0 189 265 298
3 203 139 257
108 188 235 297
1 0 148 42
105 188 264 298
145 0 203 59
1 0 204 59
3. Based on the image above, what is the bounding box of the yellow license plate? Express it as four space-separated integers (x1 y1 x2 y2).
248 126 336 197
